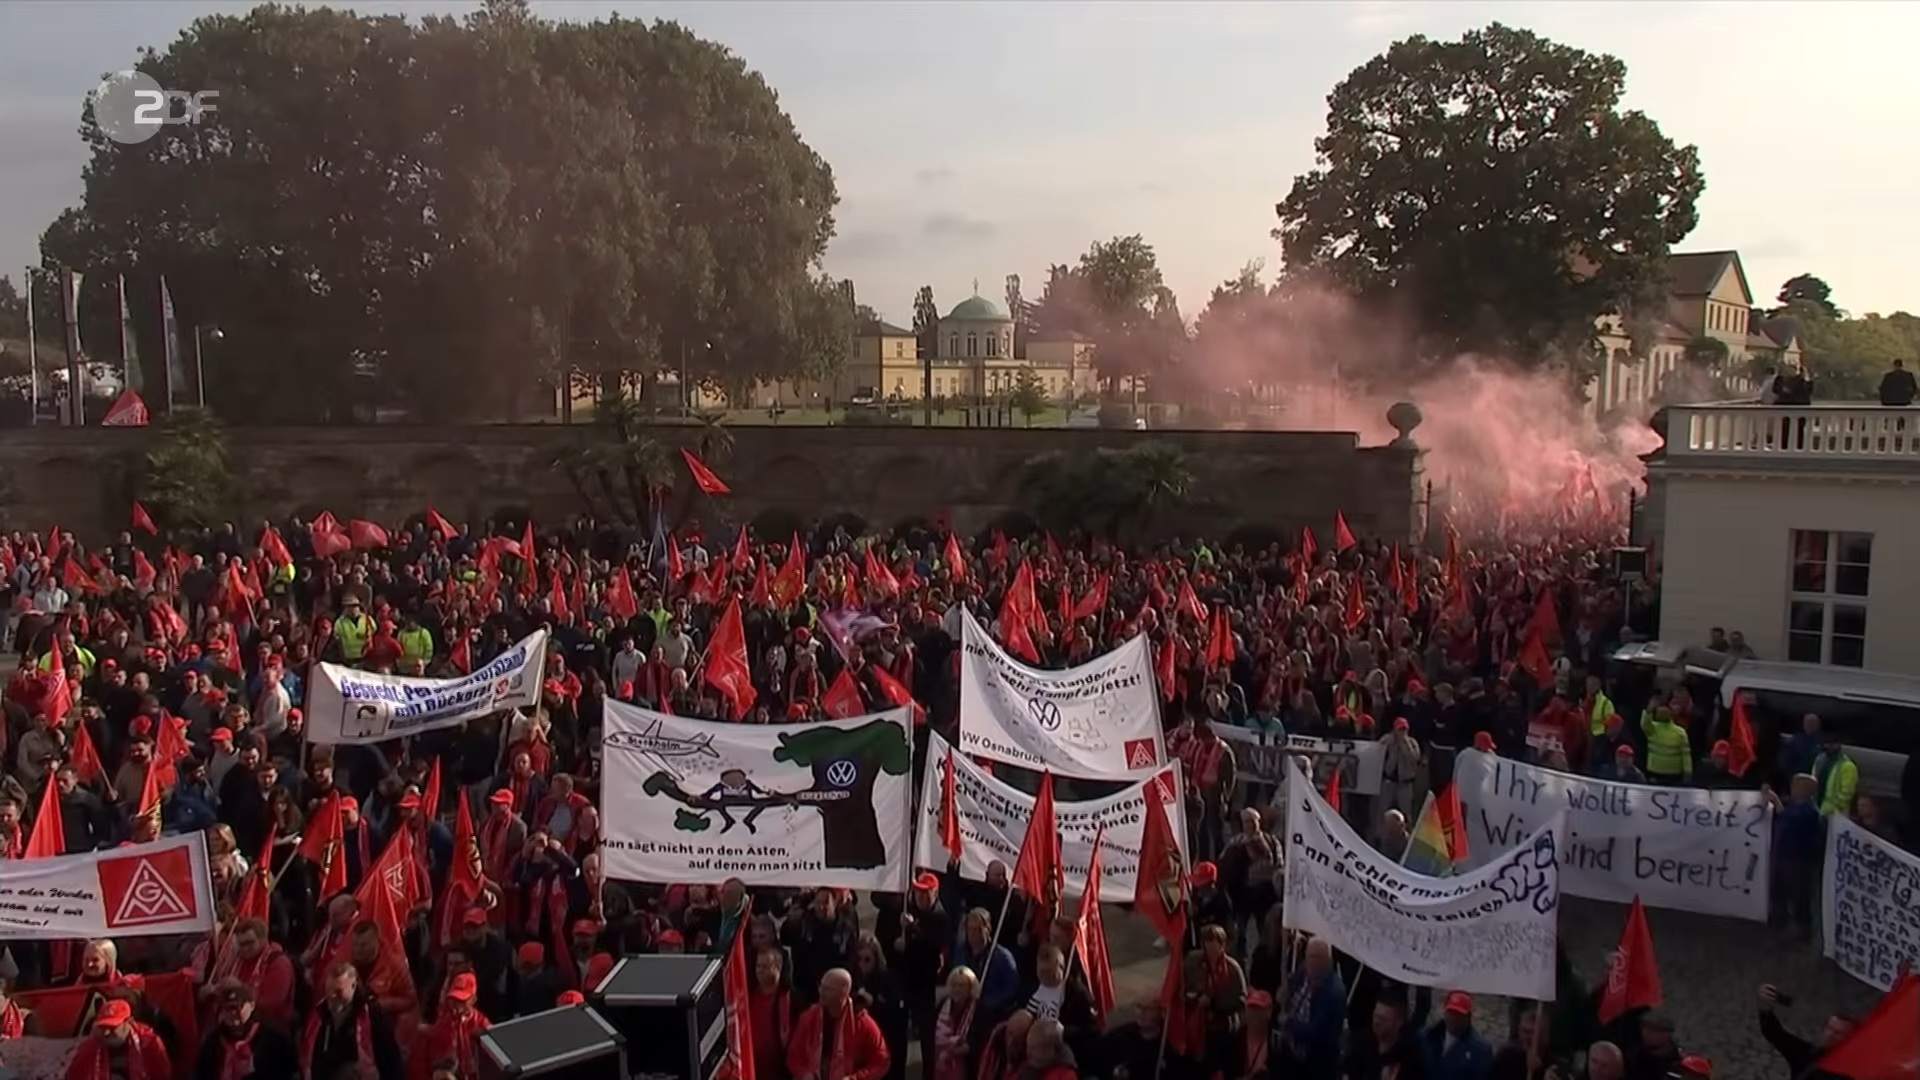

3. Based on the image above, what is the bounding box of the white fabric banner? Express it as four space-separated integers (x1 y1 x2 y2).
0 833 215 939
1212 727 1387 795
956 608 1165 779
1822 812 1920 990
307 629 549 745
914 731 1190 903
600 701 914 893
1281 761 1564 999
1451 750 1772 921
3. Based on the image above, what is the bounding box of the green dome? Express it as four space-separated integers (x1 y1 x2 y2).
947 295 1005 320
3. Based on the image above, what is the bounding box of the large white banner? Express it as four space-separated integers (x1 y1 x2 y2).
1282 761 1564 999
1822 813 1920 990
914 732 1190 903
1212 727 1387 795
307 629 549 744
957 609 1165 779
600 701 914 893
1451 750 1772 921
0 833 215 939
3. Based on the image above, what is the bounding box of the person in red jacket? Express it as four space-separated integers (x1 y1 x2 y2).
64 997 170 1080
787 968 889 1080
420 972 491 1080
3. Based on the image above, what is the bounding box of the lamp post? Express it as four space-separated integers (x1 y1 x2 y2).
192 326 223 408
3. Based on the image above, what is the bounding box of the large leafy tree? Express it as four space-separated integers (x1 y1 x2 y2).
1274 23 1703 380
1774 273 1839 319
1772 275 1920 400
1029 236 1189 395
38 0 839 423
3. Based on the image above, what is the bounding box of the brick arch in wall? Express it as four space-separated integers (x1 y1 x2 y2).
750 454 830 513
406 448 488 523
298 456 375 518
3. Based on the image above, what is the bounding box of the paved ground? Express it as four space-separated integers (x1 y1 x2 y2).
1084 894 1880 1075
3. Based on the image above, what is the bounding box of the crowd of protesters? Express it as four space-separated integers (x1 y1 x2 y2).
0 505 1895 1080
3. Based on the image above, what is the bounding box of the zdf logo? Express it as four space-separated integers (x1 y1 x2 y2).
91 70 218 146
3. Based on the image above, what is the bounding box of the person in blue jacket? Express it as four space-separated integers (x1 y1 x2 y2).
1278 937 1347 1080
949 906 1019 1019
1423 990 1494 1080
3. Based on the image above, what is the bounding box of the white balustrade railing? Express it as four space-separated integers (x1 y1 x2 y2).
1668 405 1920 461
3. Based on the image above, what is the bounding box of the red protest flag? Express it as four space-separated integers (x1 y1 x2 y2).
1154 634 1177 702
1072 573 1109 622
1435 783 1469 862
24 773 65 859
130 500 157 535
1300 525 1318 563
1343 579 1367 633
1011 772 1063 909
606 567 641 619
944 533 967 582
153 712 191 790
1528 587 1562 647
1074 827 1116 1021
234 824 276 924
822 668 866 720
312 526 352 559
1174 579 1206 625
1814 972 1919 1080
297 793 349 899
868 664 924 725
426 507 458 542
704 597 758 720
101 388 149 426
721 903 757 1080
422 758 443 822
940 746 964 863
40 642 72 726
1204 607 1235 668
732 526 752 572
1324 765 1343 813
349 518 389 549
1597 895 1663 1024
1332 511 1357 553
997 585 1041 664
1134 774 1185 943
666 535 686 583
771 533 806 607
130 549 157 592
1727 694 1759 778
69 718 105 787
681 448 732 496
438 785 486 946
1517 628 1554 686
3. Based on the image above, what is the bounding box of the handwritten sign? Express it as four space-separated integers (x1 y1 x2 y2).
1213 727 1387 795
1281 760 1564 999
1822 813 1920 990
0 833 214 939
957 609 1165 779
1451 750 1772 921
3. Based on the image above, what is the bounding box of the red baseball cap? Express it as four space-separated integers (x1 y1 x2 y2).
1443 991 1473 1014
95 999 134 1028
557 990 586 1006
445 973 477 1002
488 789 516 808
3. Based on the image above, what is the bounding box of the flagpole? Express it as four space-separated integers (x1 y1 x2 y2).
24 267 37 426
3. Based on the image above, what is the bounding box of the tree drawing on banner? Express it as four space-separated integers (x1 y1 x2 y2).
640 718 911 869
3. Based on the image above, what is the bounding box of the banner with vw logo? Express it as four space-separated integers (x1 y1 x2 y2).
598 700 915 892
0 832 215 939
957 608 1165 780
917 731 1191 902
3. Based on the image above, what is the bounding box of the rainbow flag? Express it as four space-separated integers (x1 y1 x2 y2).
1402 784 1470 876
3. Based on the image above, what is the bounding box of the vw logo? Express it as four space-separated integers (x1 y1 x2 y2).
1028 698 1062 732
825 760 858 788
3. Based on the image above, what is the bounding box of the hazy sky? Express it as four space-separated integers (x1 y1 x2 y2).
1 1 1915 326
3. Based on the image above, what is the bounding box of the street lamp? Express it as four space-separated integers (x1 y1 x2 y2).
192 326 223 408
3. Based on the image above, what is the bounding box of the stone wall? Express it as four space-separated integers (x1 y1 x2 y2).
0 423 1424 543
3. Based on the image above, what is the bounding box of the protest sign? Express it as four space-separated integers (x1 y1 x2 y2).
957 608 1164 779
1282 760 1564 999
1212 726 1386 795
1822 812 1920 990
1452 750 1771 921
0 833 215 939
307 629 548 744
600 701 914 893
915 732 1190 902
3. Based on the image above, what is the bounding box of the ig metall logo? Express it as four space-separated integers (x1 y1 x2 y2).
91 69 219 146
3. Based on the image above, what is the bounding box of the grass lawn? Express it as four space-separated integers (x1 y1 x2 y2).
709 406 1074 428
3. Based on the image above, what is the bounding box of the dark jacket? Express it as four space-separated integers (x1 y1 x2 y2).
193 1021 301 1080
1759 1009 1846 1080
1879 367 1917 406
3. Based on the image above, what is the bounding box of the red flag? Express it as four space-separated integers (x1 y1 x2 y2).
681 448 732 495
520 519 538 583
704 597 757 720
24 773 64 859
865 547 900 598
260 526 294 569
1343 580 1367 633
439 784 486 946
1323 765 1342 813
606 567 641 619
1071 573 1109 621
1134 776 1185 943
450 633 472 676
1154 634 1177 702
1174 579 1206 624
548 571 571 623
234 824 276 924
1434 783 1469 862
732 527 753 573
1203 607 1235 668
940 747 963 863
1727 694 1758 778
154 713 190 791
1332 511 1357 553
422 759 443 822
1300 525 1318 563
1011 772 1063 908
869 664 924 725
427 507 458 542
312 526 352 559
130 500 157 535
297 793 349 899
1814 972 1919 1080
822 668 866 720
39 642 72 726
101 388 149 426
130 549 157 592
944 533 967 582
1597 896 1663 1024
771 533 806 606
1517 629 1554 686
349 519 389 549
721 905 757 1080
70 719 105 787
1528 587 1562 647
1074 827 1116 1021
998 587 1041 665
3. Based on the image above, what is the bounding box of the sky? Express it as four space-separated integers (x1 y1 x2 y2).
1 0 1916 328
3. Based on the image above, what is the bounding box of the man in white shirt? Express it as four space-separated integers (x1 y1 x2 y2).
256 659 293 738
610 637 643 696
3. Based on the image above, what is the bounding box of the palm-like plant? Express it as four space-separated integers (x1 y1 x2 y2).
549 396 672 527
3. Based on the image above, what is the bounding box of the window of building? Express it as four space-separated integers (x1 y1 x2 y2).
894 341 905 358
966 332 978 358
986 333 998 357
1787 529 1872 667
947 333 959 357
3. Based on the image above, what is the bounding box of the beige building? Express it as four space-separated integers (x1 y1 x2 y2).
1589 250 1803 416
1643 402 1920 674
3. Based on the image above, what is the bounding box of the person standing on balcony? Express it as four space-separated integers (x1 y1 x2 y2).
1877 359 1916 406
